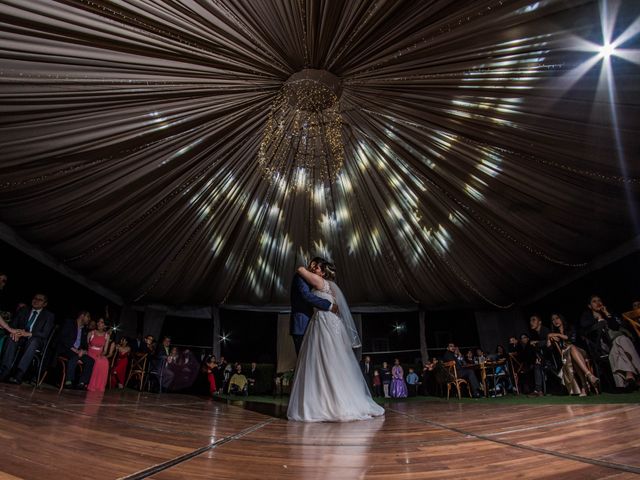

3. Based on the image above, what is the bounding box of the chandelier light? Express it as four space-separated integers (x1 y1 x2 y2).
258 69 345 191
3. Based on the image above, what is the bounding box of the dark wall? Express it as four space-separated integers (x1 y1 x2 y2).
219 309 277 364
523 251 639 327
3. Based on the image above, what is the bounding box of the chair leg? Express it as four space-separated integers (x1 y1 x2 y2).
447 384 451 400
126 368 137 388
58 359 66 394
456 382 461 399
37 370 48 387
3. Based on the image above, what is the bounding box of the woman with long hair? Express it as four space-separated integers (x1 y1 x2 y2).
287 259 384 422
87 318 113 392
548 313 598 396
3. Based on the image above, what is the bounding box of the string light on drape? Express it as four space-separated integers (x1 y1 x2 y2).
257 69 345 192
0 0 638 309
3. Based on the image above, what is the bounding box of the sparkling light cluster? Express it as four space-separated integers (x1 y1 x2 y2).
0 0 638 309
258 76 345 191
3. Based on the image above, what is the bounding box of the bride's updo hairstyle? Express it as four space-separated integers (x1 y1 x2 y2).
318 259 336 281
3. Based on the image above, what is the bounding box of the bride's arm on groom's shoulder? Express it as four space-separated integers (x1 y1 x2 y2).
296 266 325 291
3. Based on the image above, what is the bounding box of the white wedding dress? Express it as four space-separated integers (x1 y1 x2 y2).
287 279 385 422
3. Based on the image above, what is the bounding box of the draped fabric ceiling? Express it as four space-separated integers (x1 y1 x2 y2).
0 0 639 309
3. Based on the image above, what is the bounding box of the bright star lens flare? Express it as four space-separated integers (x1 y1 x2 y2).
599 43 615 58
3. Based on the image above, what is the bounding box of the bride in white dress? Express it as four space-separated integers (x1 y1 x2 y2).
287 261 385 422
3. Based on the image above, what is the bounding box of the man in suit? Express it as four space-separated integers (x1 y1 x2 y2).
247 361 258 394
130 333 145 353
290 257 338 355
360 355 373 393
442 342 481 398
0 293 55 385
152 336 174 390
56 311 94 389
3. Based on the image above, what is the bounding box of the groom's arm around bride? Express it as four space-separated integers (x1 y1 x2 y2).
289 258 338 355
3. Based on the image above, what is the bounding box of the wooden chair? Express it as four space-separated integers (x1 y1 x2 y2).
484 359 507 396
549 340 600 395
104 340 118 389
508 352 524 395
443 360 471 399
126 352 148 391
32 325 58 387
49 355 83 393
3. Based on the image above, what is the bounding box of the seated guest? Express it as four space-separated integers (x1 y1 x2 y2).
110 337 131 389
516 333 544 396
406 367 419 396
491 344 513 394
228 363 248 396
475 348 486 364
491 344 507 362
421 358 438 395
529 314 550 349
166 348 199 391
130 333 145 353
87 318 97 333
0 311 15 353
0 310 12 332
463 350 475 366
214 355 227 391
530 314 552 390
56 311 95 389
87 318 113 392
442 343 481 397
223 361 234 393
579 295 640 389
507 336 519 354
390 358 408 398
144 335 155 355
548 313 598 395
0 293 55 385
247 361 258 394
152 336 175 390
205 356 217 395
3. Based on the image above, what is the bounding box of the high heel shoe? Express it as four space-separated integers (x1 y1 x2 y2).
587 373 599 387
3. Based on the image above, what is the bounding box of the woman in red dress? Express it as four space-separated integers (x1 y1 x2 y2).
87 318 112 392
110 337 131 389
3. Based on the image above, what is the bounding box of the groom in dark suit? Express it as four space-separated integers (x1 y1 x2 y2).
0 293 55 384
290 257 338 355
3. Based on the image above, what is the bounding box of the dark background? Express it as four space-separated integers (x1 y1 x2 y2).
1 241 636 364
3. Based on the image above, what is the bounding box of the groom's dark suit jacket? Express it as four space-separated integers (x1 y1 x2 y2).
289 273 331 336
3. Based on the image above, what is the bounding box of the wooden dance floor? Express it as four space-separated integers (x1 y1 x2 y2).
1 384 639 479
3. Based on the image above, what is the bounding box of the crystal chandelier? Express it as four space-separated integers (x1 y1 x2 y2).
258 69 344 191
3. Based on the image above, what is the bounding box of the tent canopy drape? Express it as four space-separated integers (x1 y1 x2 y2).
0 0 638 309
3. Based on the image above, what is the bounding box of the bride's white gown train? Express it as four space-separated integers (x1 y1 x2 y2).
287 280 385 422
